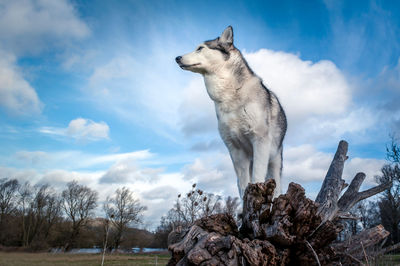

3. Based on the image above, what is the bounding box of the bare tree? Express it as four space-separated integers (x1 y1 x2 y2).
156 188 212 249
167 184 223 229
223 196 240 219
174 185 203 225
340 201 371 241
19 182 33 246
61 180 98 250
43 190 62 239
104 187 146 249
0 178 19 243
0 178 19 224
387 135 400 163
376 164 400 244
20 184 62 247
201 193 222 217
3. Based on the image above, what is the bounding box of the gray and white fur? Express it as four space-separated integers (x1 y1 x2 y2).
176 26 287 198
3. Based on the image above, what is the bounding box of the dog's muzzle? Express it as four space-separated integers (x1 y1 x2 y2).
175 56 200 69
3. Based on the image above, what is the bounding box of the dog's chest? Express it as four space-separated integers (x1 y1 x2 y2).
216 107 253 141
204 74 264 143
204 75 238 105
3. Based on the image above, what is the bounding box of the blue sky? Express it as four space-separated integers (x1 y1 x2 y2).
0 0 399 228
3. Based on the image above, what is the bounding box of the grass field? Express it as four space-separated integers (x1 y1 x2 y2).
372 254 400 266
0 252 171 266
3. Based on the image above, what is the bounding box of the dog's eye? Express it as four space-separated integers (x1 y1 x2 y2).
197 46 204 52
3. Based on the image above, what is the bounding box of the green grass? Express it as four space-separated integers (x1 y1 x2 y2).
0 252 170 266
3 252 400 266
371 254 400 266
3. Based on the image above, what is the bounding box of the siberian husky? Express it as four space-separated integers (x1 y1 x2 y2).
176 26 287 198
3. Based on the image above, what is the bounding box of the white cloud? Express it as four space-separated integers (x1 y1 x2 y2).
283 145 332 183
137 173 192 226
245 49 351 119
0 0 89 54
84 150 152 167
141 186 179 201
178 77 217 137
7 149 153 172
5 148 156 185
282 144 385 186
301 108 377 143
38 169 101 188
67 118 110 141
99 159 163 184
182 153 239 197
245 49 372 145
0 51 42 116
39 118 110 142
0 167 39 183
0 0 90 117
0 166 104 192
344 157 386 185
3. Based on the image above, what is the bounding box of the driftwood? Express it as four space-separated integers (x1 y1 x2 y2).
168 141 391 265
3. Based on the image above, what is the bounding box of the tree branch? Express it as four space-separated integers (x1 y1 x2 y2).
315 140 348 221
338 172 391 213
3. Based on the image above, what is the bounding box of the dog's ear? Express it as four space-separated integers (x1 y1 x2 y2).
220 26 233 45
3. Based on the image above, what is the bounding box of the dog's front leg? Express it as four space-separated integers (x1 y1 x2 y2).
252 138 271 184
267 147 283 197
228 147 251 199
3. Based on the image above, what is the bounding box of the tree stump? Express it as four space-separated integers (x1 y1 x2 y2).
168 141 391 265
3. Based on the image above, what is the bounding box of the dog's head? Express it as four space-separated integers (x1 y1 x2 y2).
175 26 235 74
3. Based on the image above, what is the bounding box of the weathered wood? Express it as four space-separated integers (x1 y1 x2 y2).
332 224 390 261
167 141 390 265
337 172 366 212
169 181 344 265
315 140 348 222
240 180 275 239
168 213 280 266
338 172 391 213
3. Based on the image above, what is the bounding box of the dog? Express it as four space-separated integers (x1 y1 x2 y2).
176 26 287 198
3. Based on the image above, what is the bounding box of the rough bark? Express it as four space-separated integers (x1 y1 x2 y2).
338 173 391 213
168 141 390 265
315 140 348 222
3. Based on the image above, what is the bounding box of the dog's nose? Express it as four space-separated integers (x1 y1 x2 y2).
175 56 182 63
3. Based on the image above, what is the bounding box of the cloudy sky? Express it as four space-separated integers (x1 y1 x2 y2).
1 0 399 229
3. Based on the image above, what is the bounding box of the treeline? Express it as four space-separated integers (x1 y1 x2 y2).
0 178 241 251
0 180 151 251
